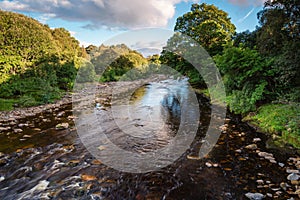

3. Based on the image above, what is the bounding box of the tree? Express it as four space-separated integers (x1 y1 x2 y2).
256 0 300 101
214 44 275 114
174 3 236 56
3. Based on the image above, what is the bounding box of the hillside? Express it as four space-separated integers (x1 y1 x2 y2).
0 10 83 109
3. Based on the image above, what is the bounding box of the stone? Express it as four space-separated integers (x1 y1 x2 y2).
205 162 212 167
245 192 265 200
256 180 264 184
280 182 289 190
18 123 29 128
286 169 299 174
278 163 285 167
245 144 258 150
253 138 262 142
81 174 97 181
57 111 65 117
287 173 300 181
14 128 23 133
235 149 242 153
0 176 4 182
187 155 201 160
55 123 69 130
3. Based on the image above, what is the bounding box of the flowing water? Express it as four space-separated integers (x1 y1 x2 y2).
0 79 299 199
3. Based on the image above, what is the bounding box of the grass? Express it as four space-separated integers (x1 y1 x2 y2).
245 103 300 148
0 99 16 111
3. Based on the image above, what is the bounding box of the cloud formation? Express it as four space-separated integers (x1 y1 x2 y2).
0 0 196 29
227 0 265 6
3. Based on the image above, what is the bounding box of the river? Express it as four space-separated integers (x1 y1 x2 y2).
0 78 299 199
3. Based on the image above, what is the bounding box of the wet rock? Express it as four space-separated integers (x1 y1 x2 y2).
23 135 32 138
18 123 29 128
235 149 242 153
205 162 212 167
0 176 4 182
0 127 11 132
245 144 258 150
253 138 261 143
286 169 299 174
287 173 300 181
57 111 65 117
278 163 285 167
280 182 290 190
55 123 69 130
91 159 102 165
291 180 299 185
14 128 23 133
81 174 97 181
18 180 49 199
245 192 265 200
33 128 42 131
187 155 200 160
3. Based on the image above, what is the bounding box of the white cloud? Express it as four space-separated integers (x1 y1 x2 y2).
227 0 265 7
0 0 195 29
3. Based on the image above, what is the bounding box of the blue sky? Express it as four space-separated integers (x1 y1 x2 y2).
0 0 264 50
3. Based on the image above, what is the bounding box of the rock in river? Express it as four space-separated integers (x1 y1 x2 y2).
245 192 265 200
287 173 300 181
55 123 69 130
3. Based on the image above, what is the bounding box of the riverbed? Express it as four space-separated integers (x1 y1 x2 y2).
0 79 299 199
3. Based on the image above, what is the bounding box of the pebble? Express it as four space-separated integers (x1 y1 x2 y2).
278 163 285 167
287 173 300 181
81 174 97 181
205 162 212 167
253 138 261 143
187 155 200 160
0 176 4 182
55 123 69 130
14 128 23 133
256 180 264 184
286 169 299 174
235 149 242 153
245 192 265 200
245 144 258 150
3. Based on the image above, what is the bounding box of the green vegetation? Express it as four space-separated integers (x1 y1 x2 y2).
160 2 300 148
0 10 83 109
244 104 300 148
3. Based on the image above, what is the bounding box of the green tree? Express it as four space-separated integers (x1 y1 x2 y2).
214 44 275 114
174 3 236 55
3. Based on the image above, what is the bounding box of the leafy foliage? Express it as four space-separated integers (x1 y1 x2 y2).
0 10 82 109
214 44 275 114
174 3 236 55
246 103 300 148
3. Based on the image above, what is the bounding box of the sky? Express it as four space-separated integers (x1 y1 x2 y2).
0 0 265 55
